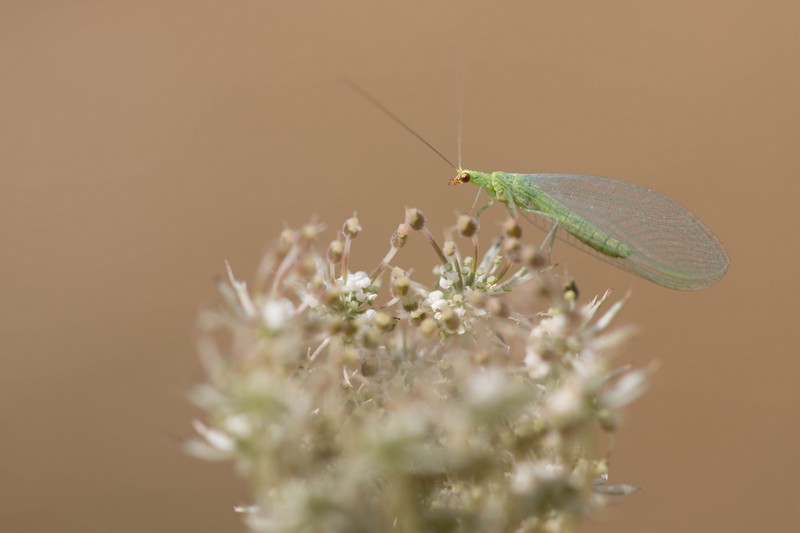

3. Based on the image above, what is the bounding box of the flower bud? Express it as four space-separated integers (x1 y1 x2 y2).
361 328 381 349
361 354 379 377
375 312 395 332
486 297 509 318
457 215 477 238
440 306 460 332
392 275 410 297
324 286 342 306
342 216 361 238
341 345 359 364
563 279 579 301
402 297 418 312
391 223 411 248
327 240 344 263
309 273 325 291
523 245 548 269
419 317 438 336
598 408 617 432
326 315 345 335
404 208 426 230
466 290 486 308
300 257 317 276
301 223 320 241
443 240 456 257
278 229 296 255
340 318 357 337
503 218 522 238
462 256 474 270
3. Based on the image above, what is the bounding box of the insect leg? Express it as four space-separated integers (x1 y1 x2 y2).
543 221 560 255
469 186 483 211
518 210 559 255
504 191 520 219
474 199 494 227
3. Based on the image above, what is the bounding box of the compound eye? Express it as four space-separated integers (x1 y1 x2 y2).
459 172 470 183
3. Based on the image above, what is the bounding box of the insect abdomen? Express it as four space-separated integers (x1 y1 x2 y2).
570 222 631 258
522 187 632 258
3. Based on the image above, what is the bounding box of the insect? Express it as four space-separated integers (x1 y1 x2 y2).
449 170 728 290
347 81 729 290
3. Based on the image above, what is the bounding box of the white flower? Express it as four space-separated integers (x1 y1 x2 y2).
511 460 565 494
530 314 569 344
547 383 585 425
524 351 551 380
190 420 235 455
261 298 295 330
339 271 376 303
425 290 448 312
602 369 648 408
510 461 539 494
342 271 371 292
223 414 253 438
426 289 443 303
438 268 458 290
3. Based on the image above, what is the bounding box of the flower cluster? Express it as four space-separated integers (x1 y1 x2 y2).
188 208 647 532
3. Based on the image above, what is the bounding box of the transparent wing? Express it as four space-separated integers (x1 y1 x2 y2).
514 173 729 290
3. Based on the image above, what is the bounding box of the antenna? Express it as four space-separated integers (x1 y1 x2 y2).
456 47 465 170
343 79 457 170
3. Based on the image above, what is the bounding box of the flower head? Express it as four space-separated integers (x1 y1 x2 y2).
189 210 646 532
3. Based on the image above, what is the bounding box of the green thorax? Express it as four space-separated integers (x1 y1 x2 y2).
461 169 537 207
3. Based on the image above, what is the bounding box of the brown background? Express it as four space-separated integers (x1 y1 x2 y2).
2 2 798 532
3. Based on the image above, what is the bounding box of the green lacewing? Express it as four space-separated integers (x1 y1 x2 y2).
449 170 728 290
348 81 729 290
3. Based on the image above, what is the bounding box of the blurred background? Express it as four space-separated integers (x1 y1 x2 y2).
2 1 798 531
